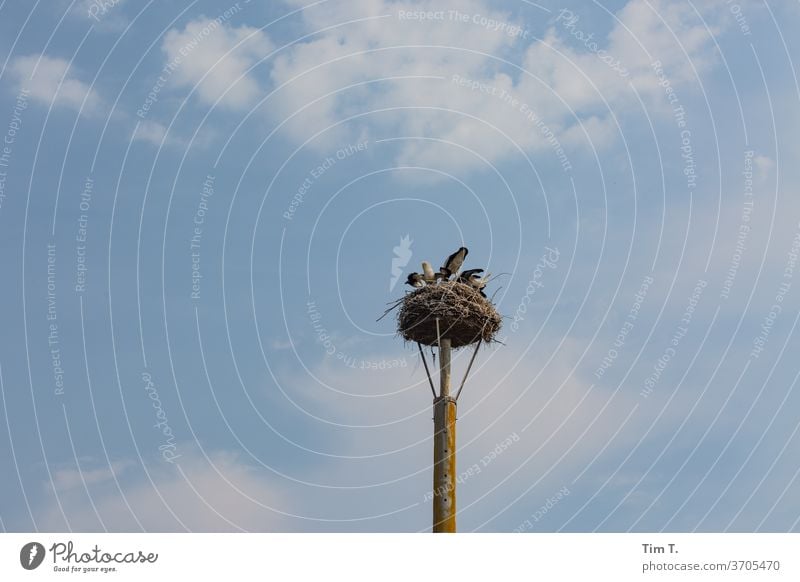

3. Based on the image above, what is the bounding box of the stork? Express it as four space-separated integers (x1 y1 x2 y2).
405 272 425 288
464 270 490 297
440 247 468 279
457 268 484 283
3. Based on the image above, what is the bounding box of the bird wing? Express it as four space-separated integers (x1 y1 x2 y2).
443 247 467 270
442 250 457 270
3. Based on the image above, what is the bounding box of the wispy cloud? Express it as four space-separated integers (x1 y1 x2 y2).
39 448 290 531
261 0 729 173
161 15 273 110
8 54 102 114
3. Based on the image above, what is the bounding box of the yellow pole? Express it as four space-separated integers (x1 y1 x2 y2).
433 338 456 532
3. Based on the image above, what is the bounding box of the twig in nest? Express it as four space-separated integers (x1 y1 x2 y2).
376 296 405 322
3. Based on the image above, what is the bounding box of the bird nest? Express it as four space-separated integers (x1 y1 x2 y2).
397 281 502 348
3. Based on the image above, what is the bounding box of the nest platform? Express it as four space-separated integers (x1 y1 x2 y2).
397 281 501 349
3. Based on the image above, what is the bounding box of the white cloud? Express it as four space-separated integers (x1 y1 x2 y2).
607 0 721 86
161 16 274 110
150 0 731 173
269 338 295 350
132 119 169 145
38 448 290 531
753 153 775 177
75 0 130 33
268 0 525 162
131 118 223 150
8 54 102 113
259 0 729 174
52 459 136 491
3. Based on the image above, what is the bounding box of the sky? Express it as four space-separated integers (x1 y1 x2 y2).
0 0 799 532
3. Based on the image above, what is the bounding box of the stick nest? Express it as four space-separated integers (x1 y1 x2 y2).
397 281 502 348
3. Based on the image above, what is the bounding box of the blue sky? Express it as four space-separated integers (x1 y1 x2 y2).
0 0 799 532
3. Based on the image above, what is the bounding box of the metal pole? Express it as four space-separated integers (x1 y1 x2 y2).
433 337 456 533
417 342 437 398
455 340 481 401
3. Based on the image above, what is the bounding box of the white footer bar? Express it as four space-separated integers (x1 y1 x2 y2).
1 533 797 581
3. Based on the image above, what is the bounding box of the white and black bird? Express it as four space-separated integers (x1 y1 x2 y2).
458 268 484 283
462 270 490 297
440 246 468 279
422 261 446 283
405 272 425 288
